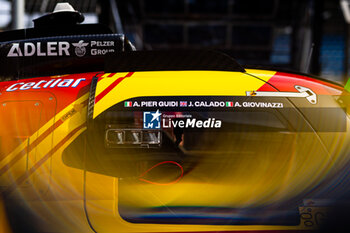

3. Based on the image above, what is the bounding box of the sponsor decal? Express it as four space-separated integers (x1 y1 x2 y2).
6 40 117 57
72 40 89 57
7 41 70 57
90 40 115 56
143 110 222 129
6 78 85 92
163 118 221 129
91 48 115 56
60 108 78 122
143 110 161 129
91 41 114 47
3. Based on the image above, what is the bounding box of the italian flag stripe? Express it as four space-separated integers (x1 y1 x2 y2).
226 102 233 107
125 101 132 107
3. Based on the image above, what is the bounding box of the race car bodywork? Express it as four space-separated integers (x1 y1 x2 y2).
0 4 350 233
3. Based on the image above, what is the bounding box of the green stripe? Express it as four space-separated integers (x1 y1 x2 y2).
345 78 350 92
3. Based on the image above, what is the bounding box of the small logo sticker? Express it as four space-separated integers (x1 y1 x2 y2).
143 110 161 129
72 40 89 57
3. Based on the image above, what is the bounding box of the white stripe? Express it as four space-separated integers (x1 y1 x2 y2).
246 91 309 98
246 85 317 104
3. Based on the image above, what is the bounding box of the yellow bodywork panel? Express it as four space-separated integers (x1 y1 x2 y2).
81 70 338 232
245 69 277 82
2 69 349 232
93 70 276 118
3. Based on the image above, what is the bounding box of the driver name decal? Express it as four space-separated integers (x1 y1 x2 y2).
125 100 284 109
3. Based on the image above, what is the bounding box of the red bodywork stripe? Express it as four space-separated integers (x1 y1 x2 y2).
3 123 86 196
264 72 343 94
95 72 134 104
0 120 64 175
250 71 343 96
107 73 117 77
0 100 88 175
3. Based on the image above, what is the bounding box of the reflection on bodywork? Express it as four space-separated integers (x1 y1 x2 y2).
62 95 349 226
